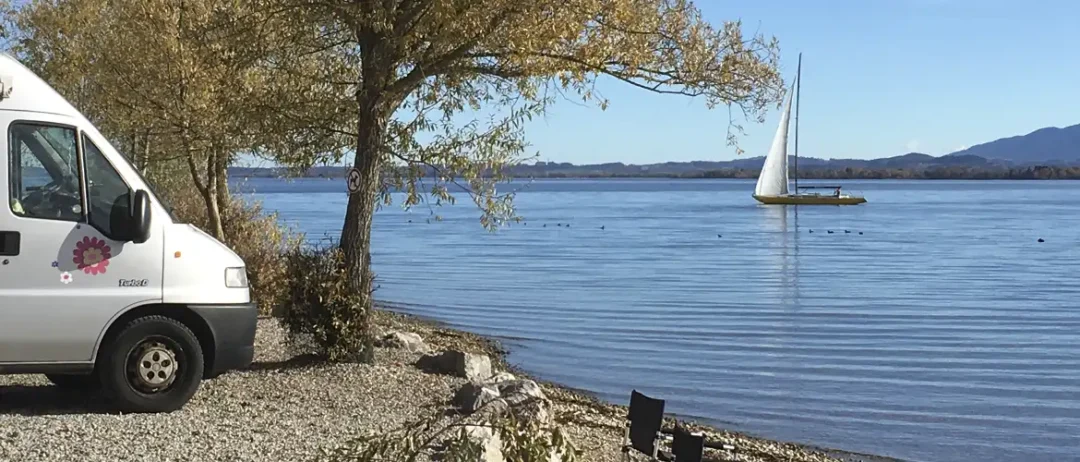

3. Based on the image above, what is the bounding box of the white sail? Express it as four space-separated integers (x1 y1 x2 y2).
754 88 794 197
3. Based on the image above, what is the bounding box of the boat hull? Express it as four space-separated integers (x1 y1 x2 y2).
753 194 867 205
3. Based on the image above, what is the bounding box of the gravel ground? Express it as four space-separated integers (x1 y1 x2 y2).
0 310 886 462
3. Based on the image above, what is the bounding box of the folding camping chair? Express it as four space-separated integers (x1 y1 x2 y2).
622 389 668 461
667 423 707 462
621 390 735 462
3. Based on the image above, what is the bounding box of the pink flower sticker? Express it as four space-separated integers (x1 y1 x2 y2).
73 236 111 275
60 271 73 284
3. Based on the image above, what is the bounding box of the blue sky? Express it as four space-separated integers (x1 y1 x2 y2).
8 0 1077 167
525 0 1080 165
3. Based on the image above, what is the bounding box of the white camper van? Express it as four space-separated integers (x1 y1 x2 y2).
0 54 256 412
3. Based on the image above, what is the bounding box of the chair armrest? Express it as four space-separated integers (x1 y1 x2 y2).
704 441 736 451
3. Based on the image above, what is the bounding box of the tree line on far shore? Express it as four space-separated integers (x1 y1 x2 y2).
521 165 1080 180
239 163 1080 181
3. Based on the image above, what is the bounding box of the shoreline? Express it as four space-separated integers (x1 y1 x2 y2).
0 307 903 461
373 304 906 462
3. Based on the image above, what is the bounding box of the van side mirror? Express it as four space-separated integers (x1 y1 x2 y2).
108 189 152 243
130 189 151 244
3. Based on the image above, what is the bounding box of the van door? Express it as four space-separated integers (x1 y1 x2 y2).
0 113 164 364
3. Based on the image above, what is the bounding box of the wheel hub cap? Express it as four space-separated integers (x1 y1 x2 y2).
129 341 178 392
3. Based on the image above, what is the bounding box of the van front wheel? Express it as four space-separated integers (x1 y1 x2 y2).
98 315 205 413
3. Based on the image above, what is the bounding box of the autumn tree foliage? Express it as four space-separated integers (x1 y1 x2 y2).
240 0 783 361
8 0 353 240
7 0 785 362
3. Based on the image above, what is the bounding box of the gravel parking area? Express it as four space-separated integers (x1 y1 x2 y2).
0 316 463 462
0 310 866 462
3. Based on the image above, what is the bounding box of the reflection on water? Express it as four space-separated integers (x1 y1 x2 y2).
761 204 800 311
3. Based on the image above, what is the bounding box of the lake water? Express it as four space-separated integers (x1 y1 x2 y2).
236 177 1080 462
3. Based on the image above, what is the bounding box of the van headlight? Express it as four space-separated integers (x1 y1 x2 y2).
225 267 249 288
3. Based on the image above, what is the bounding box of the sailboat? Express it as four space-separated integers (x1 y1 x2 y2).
752 54 866 205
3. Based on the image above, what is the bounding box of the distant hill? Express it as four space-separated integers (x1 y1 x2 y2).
946 123 1080 164
231 122 1080 179
498 150 1007 178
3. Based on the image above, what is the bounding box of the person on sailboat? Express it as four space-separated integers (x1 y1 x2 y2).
834 187 841 198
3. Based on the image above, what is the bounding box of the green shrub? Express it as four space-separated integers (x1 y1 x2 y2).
220 196 303 316
281 243 372 362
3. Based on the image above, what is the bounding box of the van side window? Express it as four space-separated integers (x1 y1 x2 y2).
82 135 131 238
7 123 83 221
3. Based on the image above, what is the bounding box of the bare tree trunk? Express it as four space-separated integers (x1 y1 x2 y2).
139 130 152 174
206 153 225 240
338 92 385 364
214 150 230 215
186 151 224 240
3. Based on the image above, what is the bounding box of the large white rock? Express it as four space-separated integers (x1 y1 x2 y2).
496 379 546 403
419 350 493 382
456 352 493 382
378 331 428 352
497 379 552 426
484 372 518 385
464 425 505 462
455 382 502 413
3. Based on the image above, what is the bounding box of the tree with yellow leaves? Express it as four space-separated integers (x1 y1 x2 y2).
258 0 785 361
9 0 785 363
8 0 354 239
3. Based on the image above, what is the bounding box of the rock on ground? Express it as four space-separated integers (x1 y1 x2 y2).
454 382 501 413
454 378 553 426
485 372 517 385
464 425 506 462
377 331 428 352
418 350 492 382
495 379 545 404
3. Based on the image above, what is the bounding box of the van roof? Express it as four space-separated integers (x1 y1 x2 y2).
1 52 87 121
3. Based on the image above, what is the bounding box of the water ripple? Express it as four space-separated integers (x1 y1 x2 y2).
244 178 1080 462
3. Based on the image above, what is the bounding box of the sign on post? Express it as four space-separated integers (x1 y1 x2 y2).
346 167 362 194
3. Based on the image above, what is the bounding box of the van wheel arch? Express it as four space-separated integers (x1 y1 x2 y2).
96 304 218 379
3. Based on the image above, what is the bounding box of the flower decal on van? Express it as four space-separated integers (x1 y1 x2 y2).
60 271 73 284
73 236 111 275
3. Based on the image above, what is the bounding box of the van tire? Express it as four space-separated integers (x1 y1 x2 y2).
98 315 205 413
45 373 99 390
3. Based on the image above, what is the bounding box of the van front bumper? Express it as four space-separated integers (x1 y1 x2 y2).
188 302 258 378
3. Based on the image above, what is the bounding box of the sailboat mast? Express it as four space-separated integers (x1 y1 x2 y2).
794 53 801 192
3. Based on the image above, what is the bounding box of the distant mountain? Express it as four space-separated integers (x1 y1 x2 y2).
499 151 1005 178
230 122 1080 179
946 123 1080 164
